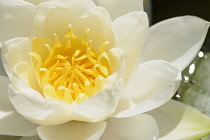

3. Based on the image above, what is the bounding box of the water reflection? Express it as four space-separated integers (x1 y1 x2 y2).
173 51 206 101
189 64 195 74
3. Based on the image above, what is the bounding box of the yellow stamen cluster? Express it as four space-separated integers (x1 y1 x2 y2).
30 25 111 104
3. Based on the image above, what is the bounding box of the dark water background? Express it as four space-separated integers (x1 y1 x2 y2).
152 0 210 51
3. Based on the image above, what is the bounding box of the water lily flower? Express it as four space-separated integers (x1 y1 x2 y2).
0 0 210 140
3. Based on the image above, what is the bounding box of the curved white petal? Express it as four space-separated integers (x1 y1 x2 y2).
24 0 49 5
13 62 42 92
0 76 38 136
49 0 96 16
71 79 123 122
0 110 38 136
0 0 36 43
9 83 74 126
113 60 181 118
113 11 148 84
37 121 106 140
31 0 96 40
1 37 31 79
93 0 143 20
142 16 210 71
147 100 210 140
8 75 122 125
32 4 115 52
1 37 41 91
72 6 115 51
100 114 158 140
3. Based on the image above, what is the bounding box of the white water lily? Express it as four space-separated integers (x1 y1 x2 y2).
0 0 210 140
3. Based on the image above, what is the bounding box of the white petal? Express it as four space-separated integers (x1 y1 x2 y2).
8 79 75 126
142 16 210 71
37 121 106 140
93 0 143 20
73 6 116 51
24 0 49 5
71 79 123 122
31 0 95 40
0 76 38 136
0 110 38 136
113 60 181 118
113 11 148 84
1 37 31 79
2 37 41 91
0 0 36 43
100 114 158 140
13 62 41 93
49 0 96 16
147 100 210 140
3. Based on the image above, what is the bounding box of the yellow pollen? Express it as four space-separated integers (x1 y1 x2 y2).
30 25 112 104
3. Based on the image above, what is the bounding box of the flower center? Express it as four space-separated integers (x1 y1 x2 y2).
30 25 112 104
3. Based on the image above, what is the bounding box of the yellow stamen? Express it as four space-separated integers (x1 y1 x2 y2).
30 25 112 104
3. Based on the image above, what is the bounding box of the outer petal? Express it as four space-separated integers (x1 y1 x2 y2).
113 11 148 84
37 121 106 140
100 114 158 140
0 110 38 136
147 100 210 140
142 16 210 71
0 76 38 136
93 0 143 20
113 60 181 118
0 0 36 43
